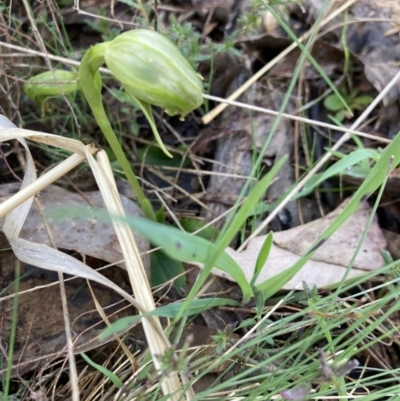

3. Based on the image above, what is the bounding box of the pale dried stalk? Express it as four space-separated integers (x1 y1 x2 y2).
202 94 390 144
0 118 186 399
94 150 185 399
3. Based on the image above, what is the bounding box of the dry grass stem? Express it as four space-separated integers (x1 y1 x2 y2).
0 117 186 399
201 0 359 124
202 94 390 145
239 69 400 250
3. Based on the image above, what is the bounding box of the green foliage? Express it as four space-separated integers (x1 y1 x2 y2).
257 129 400 299
324 85 373 122
168 16 207 69
81 352 123 389
123 215 253 303
238 0 301 35
250 231 273 287
85 9 121 42
137 145 192 168
24 70 79 114
180 217 219 241
151 250 186 289
168 16 241 70
99 297 239 339
294 148 381 199
211 324 236 354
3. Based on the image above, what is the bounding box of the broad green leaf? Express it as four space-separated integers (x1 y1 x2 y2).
123 215 253 303
334 110 346 122
324 94 344 112
180 217 219 240
354 95 373 106
49 205 252 303
137 145 190 167
345 165 372 179
151 250 186 289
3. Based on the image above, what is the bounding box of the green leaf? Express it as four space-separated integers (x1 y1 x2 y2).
324 94 344 112
100 297 239 339
137 145 190 167
156 207 166 223
353 95 373 106
180 217 219 240
152 297 239 317
80 352 122 389
48 204 251 303
151 250 186 289
334 110 346 122
345 165 372 179
180 156 287 308
294 149 380 199
251 231 273 287
123 216 253 304
258 128 400 298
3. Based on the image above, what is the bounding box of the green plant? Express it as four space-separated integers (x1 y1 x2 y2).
11 3 400 400
294 147 382 199
168 16 241 70
24 28 204 221
80 352 123 389
324 85 373 123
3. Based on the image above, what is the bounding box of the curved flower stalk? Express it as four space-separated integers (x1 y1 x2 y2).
24 30 203 220
78 28 203 219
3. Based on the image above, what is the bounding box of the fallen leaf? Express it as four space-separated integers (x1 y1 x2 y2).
0 183 150 275
221 199 386 290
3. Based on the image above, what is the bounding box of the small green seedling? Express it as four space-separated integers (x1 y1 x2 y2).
324 85 373 123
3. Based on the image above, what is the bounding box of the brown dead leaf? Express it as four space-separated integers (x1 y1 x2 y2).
222 199 386 289
0 183 150 275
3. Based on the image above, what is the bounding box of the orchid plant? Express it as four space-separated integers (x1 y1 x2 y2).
24 29 204 220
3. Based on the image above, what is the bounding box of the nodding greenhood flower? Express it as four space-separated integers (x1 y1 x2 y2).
24 70 79 114
103 29 203 119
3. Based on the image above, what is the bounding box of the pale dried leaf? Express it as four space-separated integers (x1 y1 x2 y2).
0 117 182 397
0 183 150 274
221 199 386 289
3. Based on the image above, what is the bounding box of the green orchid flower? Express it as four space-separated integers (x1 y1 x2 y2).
24 70 79 115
